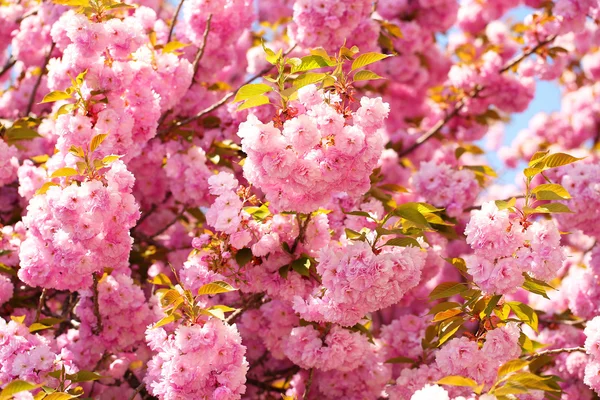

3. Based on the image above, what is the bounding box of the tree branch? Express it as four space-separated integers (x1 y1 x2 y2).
192 14 213 80
92 273 103 335
26 41 55 116
247 378 287 394
0 57 16 79
398 34 557 158
526 346 585 360
167 0 185 43
303 368 314 399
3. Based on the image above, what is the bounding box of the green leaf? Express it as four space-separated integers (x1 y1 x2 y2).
198 281 237 296
261 41 282 65
508 372 561 392
428 301 461 315
482 295 502 317
495 197 517 211
433 308 462 322
75 69 87 86
507 301 539 332
351 52 391 71
383 237 421 248
429 282 468 300
529 150 550 166
235 248 253 267
50 168 78 178
436 375 478 387
344 228 364 240
385 356 414 364
290 55 332 73
532 183 571 200
542 153 584 169
498 359 530 377
394 207 430 229
90 133 108 152
378 184 408 193
236 95 271 111
521 274 555 299
444 257 469 278
148 273 172 286
532 203 573 214
0 381 40 400
40 90 71 104
234 84 273 103
102 155 122 165
291 257 311 277
5 128 42 144
66 370 103 382
163 40 190 53
293 72 327 89
29 323 53 333
353 70 385 82
438 317 463 345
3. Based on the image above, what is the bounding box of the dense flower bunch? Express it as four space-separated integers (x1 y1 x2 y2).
464 201 565 294
145 319 249 399
0 0 599 399
239 85 389 213
18 161 139 291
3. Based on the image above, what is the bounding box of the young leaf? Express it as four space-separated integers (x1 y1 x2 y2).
521 274 555 299
237 95 270 111
532 183 571 200
498 359 530 377
5 128 42 144
351 52 391 71
290 55 331 73
50 168 78 178
383 237 421 248
148 273 172 286
353 70 385 82
385 356 415 364
436 375 478 387
293 72 327 89
433 308 462 322
507 301 539 332
235 248 253 267
66 371 103 382
437 317 463 345
0 381 41 400
153 314 176 329
291 257 311 277
198 281 237 295
40 90 71 104
102 155 122 165
163 40 190 53
234 84 273 103
429 282 468 300
542 153 584 169
90 133 108 152
533 203 573 214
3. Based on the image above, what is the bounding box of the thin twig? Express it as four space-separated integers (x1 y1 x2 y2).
526 346 585 360
16 7 39 23
398 87 481 157
92 273 103 335
26 41 56 116
167 0 185 43
303 368 314 399
225 293 264 324
499 35 558 74
150 208 184 238
192 14 213 80
128 383 145 400
160 44 297 135
34 288 47 323
0 58 16 79
124 370 156 400
290 214 312 254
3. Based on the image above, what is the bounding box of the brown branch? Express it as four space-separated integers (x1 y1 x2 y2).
167 0 185 43
160 44 297 136
0 57 16 79
526 346 585 360
192 14 213 80
92 273 103 335
398 35 557 158
124 370 156 400
226 293 264 324
26 41 56 116
34 288 46 323
290 214 312 254
499 35 558 74
303 368 314 399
